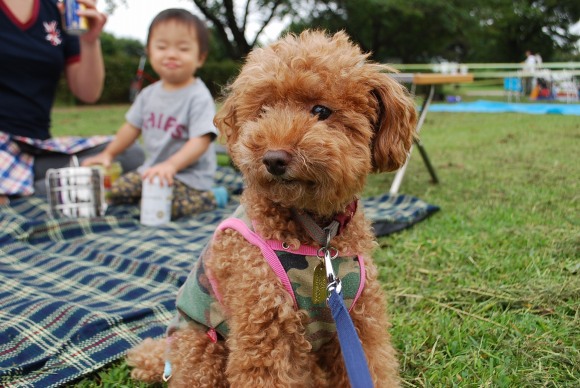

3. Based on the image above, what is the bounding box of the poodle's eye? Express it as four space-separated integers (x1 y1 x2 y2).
311 105 333 120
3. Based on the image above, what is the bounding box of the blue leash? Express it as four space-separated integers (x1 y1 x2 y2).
328 288 374 387
293 209 374 387
318 232 373 388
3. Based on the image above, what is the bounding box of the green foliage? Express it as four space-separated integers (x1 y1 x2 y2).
53 102 579 387
73 360 155 388
55 32 241 106
198 60 242 98
288 0 473 63
463 0 580 62
100 0 579 63
100 32 143 57
287 0 580 62
55 0 579 106
207 27 232 61
55 32 144 106
101 55 143 103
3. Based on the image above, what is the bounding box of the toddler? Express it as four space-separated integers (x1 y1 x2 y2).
83 9 226 219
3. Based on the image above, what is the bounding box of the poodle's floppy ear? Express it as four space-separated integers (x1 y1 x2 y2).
369 71 418 172
213 91 240 152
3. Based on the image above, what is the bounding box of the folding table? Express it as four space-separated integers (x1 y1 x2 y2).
388 73 474 194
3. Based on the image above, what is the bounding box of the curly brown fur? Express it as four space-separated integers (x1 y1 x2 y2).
126 338 166 383
128 30 416 387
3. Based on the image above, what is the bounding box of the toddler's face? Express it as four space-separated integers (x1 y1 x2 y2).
148 21 205 89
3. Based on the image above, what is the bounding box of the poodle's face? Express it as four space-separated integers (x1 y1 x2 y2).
215 31 417 216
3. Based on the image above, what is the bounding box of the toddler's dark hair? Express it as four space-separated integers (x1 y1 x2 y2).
147 9 209 59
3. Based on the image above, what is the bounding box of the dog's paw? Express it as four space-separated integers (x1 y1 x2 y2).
126 337 166 382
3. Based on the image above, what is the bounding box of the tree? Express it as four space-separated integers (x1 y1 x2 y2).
464 0 580 62
103 0 126 14
104 0 580 63
287 0 580 63
288 0 580 62
190 0 297 60
100 32 143 57
105 0 297 60
287 0 475 63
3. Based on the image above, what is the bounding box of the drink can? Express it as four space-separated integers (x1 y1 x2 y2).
63 0 88 35
140 177 173 226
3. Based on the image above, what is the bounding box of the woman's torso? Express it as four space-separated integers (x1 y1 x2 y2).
0 0 79 140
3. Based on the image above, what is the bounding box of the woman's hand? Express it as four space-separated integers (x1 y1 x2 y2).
63 0 107 102
76 0 107 44
81 152 113 168
57 0 107 43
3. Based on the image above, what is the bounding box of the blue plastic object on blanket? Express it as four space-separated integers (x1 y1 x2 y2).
211 186 229 208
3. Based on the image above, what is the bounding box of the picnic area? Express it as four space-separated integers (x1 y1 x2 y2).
1 96 578 386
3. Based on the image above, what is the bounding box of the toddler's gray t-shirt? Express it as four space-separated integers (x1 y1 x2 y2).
126 79 218 191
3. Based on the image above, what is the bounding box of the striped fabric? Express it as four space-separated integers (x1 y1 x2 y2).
0 167 438 387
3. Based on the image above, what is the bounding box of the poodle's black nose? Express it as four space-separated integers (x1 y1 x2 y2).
263 150 292 176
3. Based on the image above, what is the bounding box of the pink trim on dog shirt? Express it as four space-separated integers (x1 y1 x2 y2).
217 218 298 308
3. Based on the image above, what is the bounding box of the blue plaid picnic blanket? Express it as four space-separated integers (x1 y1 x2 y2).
0 167 438 387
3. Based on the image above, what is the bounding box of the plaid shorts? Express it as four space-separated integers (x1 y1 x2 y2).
0 132 111 196
110 171 217 219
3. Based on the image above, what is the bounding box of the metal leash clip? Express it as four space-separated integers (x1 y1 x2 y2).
324 247 341 295
317 230 341 297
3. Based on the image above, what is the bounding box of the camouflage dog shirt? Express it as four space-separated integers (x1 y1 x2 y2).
168 206 366 351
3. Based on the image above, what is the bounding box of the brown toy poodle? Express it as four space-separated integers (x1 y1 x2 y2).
127 30 417 387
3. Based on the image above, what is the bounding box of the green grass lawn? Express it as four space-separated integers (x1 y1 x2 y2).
51 105 579 387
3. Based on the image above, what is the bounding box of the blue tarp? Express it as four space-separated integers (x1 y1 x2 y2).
429 99 580 115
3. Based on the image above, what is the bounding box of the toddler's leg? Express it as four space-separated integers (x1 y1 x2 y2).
171 181 217 219
109 171 142 205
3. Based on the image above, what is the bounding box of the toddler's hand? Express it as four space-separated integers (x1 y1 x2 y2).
142 162 177 186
